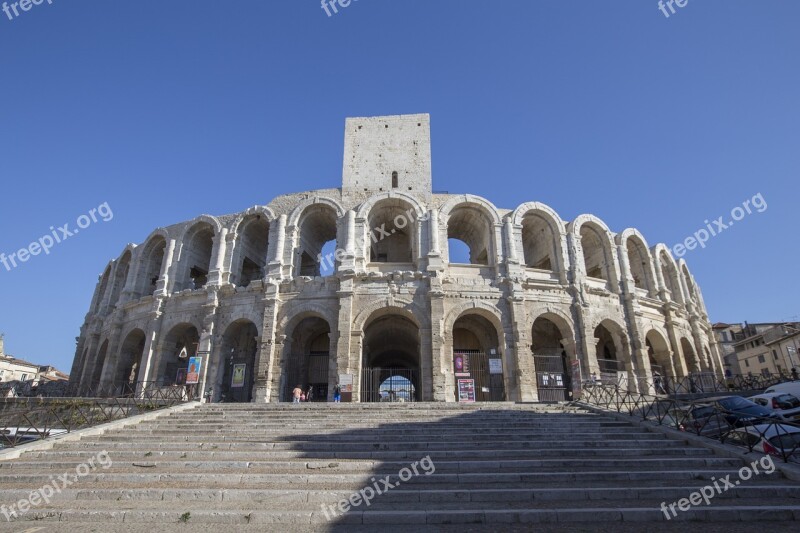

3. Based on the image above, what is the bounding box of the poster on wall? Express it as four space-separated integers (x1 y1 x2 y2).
453 353 471 374
339 373 354 393
186 356 202 385
489 358 503 374
231 364 246 388
458 379 476 403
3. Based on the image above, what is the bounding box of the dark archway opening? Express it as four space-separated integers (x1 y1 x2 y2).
361 315 420 402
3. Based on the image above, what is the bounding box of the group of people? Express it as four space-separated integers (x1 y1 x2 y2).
292 384 342 403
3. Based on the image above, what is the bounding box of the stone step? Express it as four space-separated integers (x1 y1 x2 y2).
2 505 799 526
49 438 693 451
23 447 717 460
1 457 746 475
0 468 759 488
3 485 798 505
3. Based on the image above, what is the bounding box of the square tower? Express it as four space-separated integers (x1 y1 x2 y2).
342 114 432 199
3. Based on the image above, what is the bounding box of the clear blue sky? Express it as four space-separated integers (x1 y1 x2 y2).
0 1 798 373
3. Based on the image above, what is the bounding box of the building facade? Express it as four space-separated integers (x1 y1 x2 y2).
70 114 723 403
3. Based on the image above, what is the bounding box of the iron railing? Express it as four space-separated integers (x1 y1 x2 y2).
0 382 191 449
577 381 800 463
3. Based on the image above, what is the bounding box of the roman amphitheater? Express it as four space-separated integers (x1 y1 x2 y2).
70 114 723 404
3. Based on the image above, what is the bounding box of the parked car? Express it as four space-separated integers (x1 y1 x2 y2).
748 393 800 422
665 403 732 437
726 423 800 461
691 395 779 432
765 381 800 399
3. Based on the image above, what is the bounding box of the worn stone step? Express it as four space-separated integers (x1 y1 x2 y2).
2 505 800 526
23 447 717 461
1 457 745 474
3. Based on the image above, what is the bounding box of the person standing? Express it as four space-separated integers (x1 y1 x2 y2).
292 384 303 404
333 385 341 403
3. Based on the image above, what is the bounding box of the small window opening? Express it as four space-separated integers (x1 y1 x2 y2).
392 171 399 189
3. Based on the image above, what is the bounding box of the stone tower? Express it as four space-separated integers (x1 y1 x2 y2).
342 113 432 201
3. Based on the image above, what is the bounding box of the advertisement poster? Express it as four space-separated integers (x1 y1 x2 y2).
457 379 476 403
339 373 354 393
186 356 202 385
231 364 246 388
453 353 470 373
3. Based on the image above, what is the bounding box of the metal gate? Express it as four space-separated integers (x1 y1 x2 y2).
533 354 570 402
454 350 506 402
284 353 329 402
360 368 417 403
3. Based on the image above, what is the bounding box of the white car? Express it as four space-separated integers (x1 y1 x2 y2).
764 381 800 399
727 423 800 461
748 393 800 422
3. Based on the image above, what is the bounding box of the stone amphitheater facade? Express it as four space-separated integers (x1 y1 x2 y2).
70 114 723 403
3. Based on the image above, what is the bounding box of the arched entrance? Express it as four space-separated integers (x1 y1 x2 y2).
218 320 259 403
361 314 420 403
593 320 631 387
158 324 200 386
284 316 332 402
531 315 574 401
115 329 146 395
453 314 506 402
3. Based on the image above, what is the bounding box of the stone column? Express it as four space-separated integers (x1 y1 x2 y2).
335 280 357 401
207 228 228 287
267 214 287 278
257 281 281 402
155 238 177 296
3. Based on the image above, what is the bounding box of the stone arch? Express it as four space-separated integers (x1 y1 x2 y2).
216 319 260 403
93 266 112 314
679 260 698 302
653 244 684 305
569 215 619 289
353 297 426 333
175 221 217 291
450 304 507 402
592 318 632 382
617 229 658 297
290 201 341 277
89 339 110 390
157 323 201 386
360 309 422 402
230 212 271 287
440 196 501 266
278 301 339 335
282 311 334 402
358 193 425 265
107 248 134 309
444 300 505 334
133 230 169 298
681 336 700 373
287 196 346 228
512 202 567 273
115 328 146 389
228 206 277 233
645 328 673 377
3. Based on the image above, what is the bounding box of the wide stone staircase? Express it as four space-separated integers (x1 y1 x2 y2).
1 402 799 531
